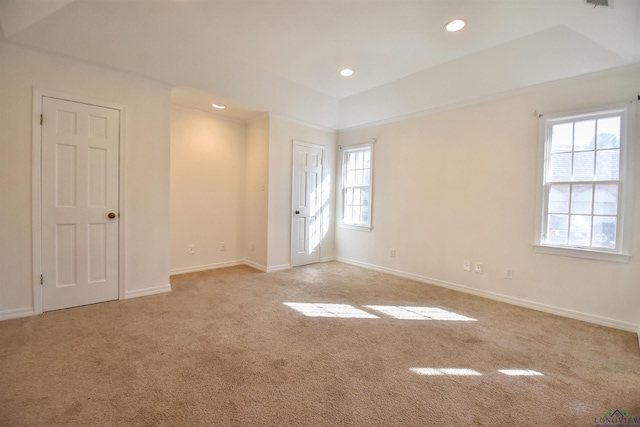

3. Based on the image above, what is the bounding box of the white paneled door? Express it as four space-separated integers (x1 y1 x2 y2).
291 142 324 267
41 97 120 311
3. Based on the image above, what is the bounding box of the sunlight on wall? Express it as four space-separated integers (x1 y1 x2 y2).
309 175 331 254
366 306 477 321
283 302 379 318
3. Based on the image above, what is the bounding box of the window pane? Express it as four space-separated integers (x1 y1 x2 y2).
551 123 573 153
595 149 619 181
361 188 370 207
352 205 361 224
594 184 618 215
547 214 568 244
347 152 355 169
592 216 616 249
548 184 570 213
345 188 353 205
574 120 595 151
364 150 371 168
549 153 572 182
569 215 592 246
343 199 352 223
346 169 355 187
572 151 595 181
596 117 620 149
570 184 593 214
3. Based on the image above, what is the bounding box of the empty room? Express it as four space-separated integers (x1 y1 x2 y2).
1 0 639 425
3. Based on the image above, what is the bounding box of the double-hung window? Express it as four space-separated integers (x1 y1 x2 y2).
341 143 373 230
535 103 635 262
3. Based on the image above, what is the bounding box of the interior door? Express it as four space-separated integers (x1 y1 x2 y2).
41 96 120 311
291 142 323 267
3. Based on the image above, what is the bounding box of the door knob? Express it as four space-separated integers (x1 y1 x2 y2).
108 212 116 219
295 210 300 215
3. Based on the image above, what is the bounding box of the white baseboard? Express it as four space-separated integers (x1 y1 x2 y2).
124 283 172 299
170 260 291 274
336 257 639 333
0 307 35 321
266 263 291 273
322 256 337 262
243 260 267 272
0 285 172 320
170 260 245 276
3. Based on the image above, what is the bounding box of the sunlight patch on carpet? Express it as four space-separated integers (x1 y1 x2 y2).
365 306 477 321
283 303 379 318
410 368 482 376
498 369 544 376
411 368 545 376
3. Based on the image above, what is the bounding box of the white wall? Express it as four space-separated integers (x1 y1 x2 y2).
267 116 338 270
0 43 171 318
170 107 246 274
4 40 635 334
243 115 270 271
337 66 640 331
170 112 337 274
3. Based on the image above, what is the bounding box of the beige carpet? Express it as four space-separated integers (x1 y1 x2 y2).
1 262 638 426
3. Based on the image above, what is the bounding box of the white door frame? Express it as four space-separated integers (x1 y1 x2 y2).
31 88 127 314
290 140 324 267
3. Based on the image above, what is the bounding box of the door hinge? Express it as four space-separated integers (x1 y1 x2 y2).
40 114 43 126
40 274 43 285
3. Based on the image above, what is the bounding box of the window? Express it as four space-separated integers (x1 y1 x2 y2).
535 103 635 262
340 143 373 230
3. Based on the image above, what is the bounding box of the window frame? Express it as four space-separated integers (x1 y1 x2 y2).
339 142 374 231
534 102 635 263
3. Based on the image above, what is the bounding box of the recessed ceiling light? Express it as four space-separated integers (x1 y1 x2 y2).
340 68 354 77
212 103 226 109
445 19 466 32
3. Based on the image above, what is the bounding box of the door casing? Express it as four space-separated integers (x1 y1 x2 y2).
32 88 127 314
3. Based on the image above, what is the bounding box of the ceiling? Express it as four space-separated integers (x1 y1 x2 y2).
1 0 639 129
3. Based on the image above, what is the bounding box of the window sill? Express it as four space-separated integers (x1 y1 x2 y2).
533 244 631 263
339 223 372 232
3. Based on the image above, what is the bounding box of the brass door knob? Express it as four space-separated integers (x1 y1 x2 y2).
108 212 116 219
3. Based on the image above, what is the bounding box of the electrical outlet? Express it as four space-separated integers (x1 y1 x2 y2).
474 262 483 274
220 242 226 251
390 249 396 258
463 260 471 272
505 268 514 279
188 244 195 255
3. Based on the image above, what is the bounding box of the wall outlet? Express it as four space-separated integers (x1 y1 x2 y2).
390 249 396 258
220 242 226 251
463 260 471 272
505 268 514 279
188 244 195 255
474 262 483 274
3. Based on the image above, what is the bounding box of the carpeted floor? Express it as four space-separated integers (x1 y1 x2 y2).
1 262 638 426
